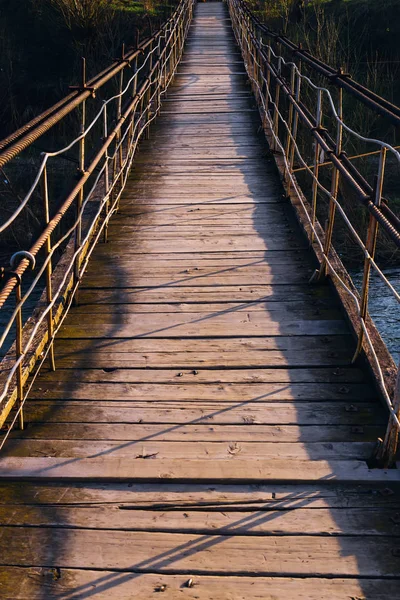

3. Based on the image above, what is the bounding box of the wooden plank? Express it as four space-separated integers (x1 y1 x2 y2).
1 527 400 576
53 336 356 368
10 423 383 443
177 66 248 74
28 382 376 402
161 102 253 113
0 569 398 600
79 262 317 279
105 223 297 234
88 238 302 253
109 213 294 225
68 304 338 318
109 214 286 224
143 136 264 147
131 162 276 175
150 125 265 137
129 168 276 178
136 147 265 159
155 112 258 123
82 256 312 269
0 457 399 483
102 233 304 245
0 440 377 460
119 196 283 206
161 106 255 115
76 285 331 304
23 401 381 425
79 274 321 287
111 202 284 215
0 505 396 536
0 481 397 508
76 282 326 304
65 308 342 327
34 366 366 383
108 216 288 227
89 249 305 259
121 182 280 192
125 182 283 194
115 197 281 207
57 320 349 339
53 336 351 354
54 351 354 369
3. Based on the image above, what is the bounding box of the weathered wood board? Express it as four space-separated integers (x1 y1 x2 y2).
0 2 397 598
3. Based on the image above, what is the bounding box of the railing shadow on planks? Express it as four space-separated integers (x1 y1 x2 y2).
0 0 399 465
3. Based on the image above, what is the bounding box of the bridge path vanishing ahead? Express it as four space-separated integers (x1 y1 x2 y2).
1 3 400 598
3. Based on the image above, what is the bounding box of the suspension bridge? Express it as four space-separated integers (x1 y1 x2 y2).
0 0 399 597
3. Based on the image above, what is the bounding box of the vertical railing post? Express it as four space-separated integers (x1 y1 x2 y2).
311 88 323 242
41 164 56 371
144 40 153 141
262 45 272 133
284 63 296 182
289 59 301 173
111 141 118 211
128 36 140 169
163 29 168 90
255 33 263 104
103 104 110 243
266 45 271 97
156 37 162 115
73 57 87 305
272 56 282 150
15 280 24 430
173 24 178 73
319 85 343 279
115 45 125 210
245 16 251 70
178 15 183 62
240 9 245 51
169 27 175 84
252 30 258 89
144 82 152 141
352 146 387 362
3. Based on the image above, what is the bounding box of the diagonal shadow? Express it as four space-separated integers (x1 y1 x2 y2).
0 3 394 600
50 492 324 600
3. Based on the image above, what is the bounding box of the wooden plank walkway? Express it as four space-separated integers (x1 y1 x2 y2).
0 2 400 598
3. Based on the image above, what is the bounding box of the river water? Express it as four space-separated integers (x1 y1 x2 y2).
351 267 400 364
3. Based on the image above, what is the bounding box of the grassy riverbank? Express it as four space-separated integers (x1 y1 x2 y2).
0 0 176 137
251 0 400 113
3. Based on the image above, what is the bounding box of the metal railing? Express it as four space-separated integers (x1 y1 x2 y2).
228 0 400 466
0 0 194 445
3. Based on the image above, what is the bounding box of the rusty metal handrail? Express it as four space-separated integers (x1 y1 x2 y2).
228 0 400 466
0 29 173 165
239 0 400 127
0 0 194 441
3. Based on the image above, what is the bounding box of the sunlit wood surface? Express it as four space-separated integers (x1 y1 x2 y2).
0 3 399 598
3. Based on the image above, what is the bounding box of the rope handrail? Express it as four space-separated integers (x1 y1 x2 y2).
0 0 194 438
228 0 400 466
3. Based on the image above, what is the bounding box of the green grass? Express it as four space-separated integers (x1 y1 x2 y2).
0 0 176 137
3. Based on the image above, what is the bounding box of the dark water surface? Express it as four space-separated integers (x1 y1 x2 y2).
351 268 400 364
